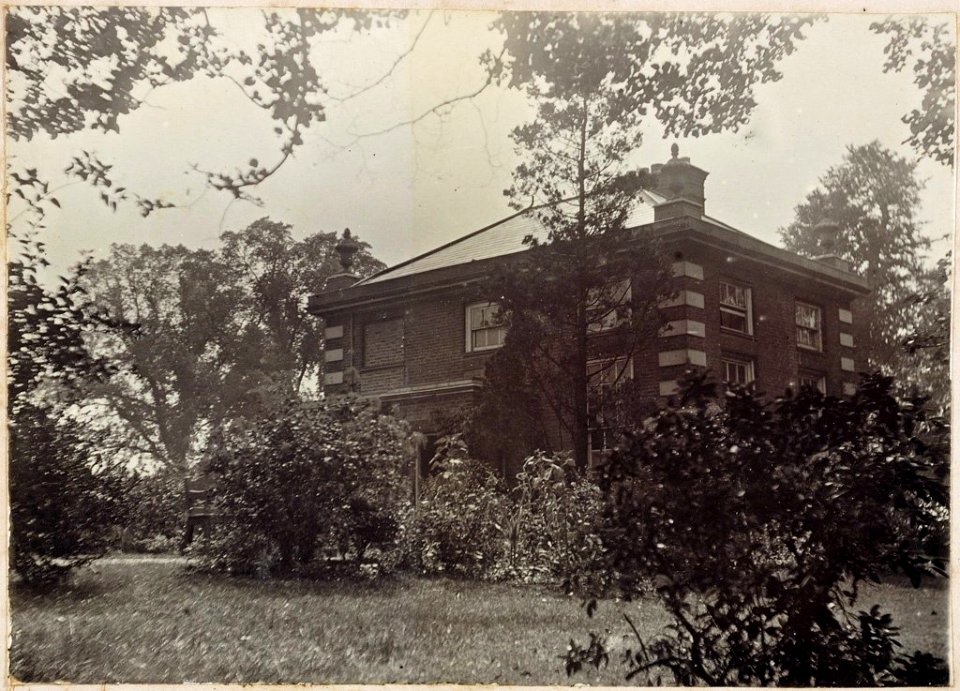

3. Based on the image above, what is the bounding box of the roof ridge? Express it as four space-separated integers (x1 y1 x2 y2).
354 202 545 286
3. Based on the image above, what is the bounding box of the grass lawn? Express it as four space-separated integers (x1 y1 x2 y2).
9 556 949 685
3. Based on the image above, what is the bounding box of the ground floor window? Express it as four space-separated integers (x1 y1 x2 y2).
798 371 827 394
721 355 755 386
587 357 633 455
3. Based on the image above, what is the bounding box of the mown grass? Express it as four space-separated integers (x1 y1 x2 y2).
9 556 949 685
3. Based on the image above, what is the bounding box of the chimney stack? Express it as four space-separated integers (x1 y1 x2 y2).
652 143 709 221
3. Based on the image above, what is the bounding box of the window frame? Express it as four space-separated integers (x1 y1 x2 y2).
795 301 823 352
465 301 507 353
586 279 633 333
798 371 827 394
721 355 755 387
586 357 634 455
719 279 753 336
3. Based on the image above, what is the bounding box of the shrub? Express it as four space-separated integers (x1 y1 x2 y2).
193 395 412 576
568 372 949 685
114 471 184 553
410 439 606 586
413 435 512 577
10 402 122 586
503 452 606 588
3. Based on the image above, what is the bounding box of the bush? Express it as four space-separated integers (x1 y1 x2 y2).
568 372 949 685
503 452 606 587
114 471 184 553
10 402 122 586
192 395 412 577
412 435 512 577
410 438 606 586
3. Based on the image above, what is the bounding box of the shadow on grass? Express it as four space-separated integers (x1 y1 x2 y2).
9 568 113 605
178 560 410 598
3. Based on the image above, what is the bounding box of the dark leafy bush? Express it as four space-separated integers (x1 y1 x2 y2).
568 372 949 685
193 395 412 576
412 435 512 577
411 438 605 585
504 452 605 587
10 403 122 586
113 471 184 553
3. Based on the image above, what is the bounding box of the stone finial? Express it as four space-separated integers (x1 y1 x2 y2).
813 218 840 255
671 142 680 159
335 228 360 271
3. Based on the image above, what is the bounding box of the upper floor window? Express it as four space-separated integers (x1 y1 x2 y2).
721 355 755 386
719 280 753 335
465 302 506 352
796 302 822 351
587 279 632 333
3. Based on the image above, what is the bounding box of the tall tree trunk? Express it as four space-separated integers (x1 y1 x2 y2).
573 95 590 469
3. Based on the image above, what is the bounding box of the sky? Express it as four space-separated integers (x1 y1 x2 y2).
6 9 956 282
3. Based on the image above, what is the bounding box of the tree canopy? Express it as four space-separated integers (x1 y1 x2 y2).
76 219 383 472
475 12 818 469
871 16 955 166
5 6 409 223
780 141 936 377
495 13 818 138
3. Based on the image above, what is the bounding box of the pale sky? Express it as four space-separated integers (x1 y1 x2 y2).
6 10 956 282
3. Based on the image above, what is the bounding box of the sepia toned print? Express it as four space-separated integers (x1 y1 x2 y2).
6 6 952 685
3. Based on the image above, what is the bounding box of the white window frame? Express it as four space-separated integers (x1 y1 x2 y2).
721 356 755 386
587 279 632 333
465 301 507 353
719 280 753 335
796 301 823 352
587 357 634 455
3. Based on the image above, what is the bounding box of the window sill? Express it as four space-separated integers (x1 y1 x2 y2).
464 346 502 356
720 327 754 339
796 345 824 354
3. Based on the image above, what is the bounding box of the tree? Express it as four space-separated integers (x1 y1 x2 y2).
780 141 934 374
493 13 819 139
10 403 124 585
871 17 955 167
8 237 125 584
217 218 384 396
899 254 952 414
5 7 409 217
76 220 384 473
567 373 948 685
78 244 241 472
479 13 819 469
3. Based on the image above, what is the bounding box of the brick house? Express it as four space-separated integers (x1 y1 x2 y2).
307 149 869 464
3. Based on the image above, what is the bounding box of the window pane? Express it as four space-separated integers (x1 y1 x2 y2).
720 310 748 332
796 303 819 328
722 358 753 385
720 282 747 309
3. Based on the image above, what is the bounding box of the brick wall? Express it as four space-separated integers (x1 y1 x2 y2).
363 318 404 368
320 240 866 440
669 244 860 399
404 295 469 386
